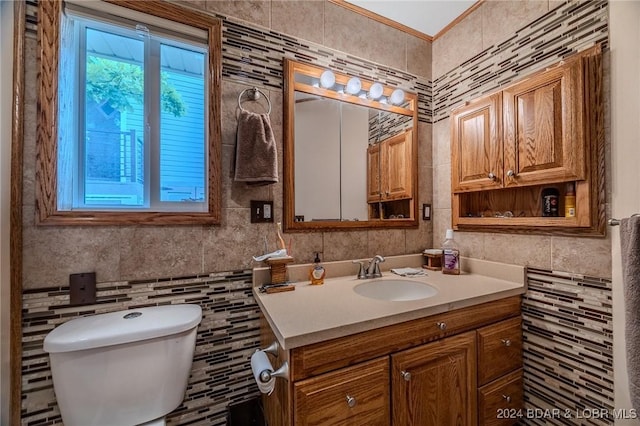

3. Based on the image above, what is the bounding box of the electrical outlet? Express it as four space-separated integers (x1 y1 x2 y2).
69 272 97 306
250 200 274 223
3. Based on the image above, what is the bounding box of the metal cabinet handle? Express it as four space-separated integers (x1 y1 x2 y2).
436 321 447 330
503 394 512 403
488 172 496 180
506 169 515 177
401 370 411 381
346 395 357 408
501 338 512 347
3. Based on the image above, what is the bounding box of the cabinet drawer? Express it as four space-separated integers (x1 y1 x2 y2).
478 369 523 426
292 296 521 380
477 317 522 385
293 357 389 426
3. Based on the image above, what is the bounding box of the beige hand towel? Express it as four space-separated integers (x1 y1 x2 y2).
234 110 278 185
621 215 640 411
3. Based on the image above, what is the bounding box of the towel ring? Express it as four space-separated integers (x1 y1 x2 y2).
238 86 272 114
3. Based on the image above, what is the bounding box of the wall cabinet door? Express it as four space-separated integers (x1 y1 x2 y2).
502 56 585 187
451 94 503 192
391 331 477 426
382 129 413 200
368 130 413 203
367 143 382 202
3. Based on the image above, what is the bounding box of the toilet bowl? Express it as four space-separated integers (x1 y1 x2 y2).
44 304 202 426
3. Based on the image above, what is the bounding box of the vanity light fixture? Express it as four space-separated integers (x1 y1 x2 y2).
368 82 384 100
320 70 336 89
345 77 362 95
390 88 405 105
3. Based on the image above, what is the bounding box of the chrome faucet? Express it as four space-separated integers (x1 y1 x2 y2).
353 255 385 279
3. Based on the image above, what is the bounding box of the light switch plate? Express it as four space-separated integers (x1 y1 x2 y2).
250 200 274 223
422 203 431 221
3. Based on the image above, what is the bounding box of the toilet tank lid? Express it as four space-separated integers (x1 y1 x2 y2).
43 304 202 353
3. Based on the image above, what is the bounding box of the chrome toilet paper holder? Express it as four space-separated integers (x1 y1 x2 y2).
259 361 289 383
257 341 289 382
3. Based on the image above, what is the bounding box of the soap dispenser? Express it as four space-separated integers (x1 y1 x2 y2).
309 252 326 285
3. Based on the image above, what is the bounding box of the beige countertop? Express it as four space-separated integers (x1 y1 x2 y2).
253 255 526 350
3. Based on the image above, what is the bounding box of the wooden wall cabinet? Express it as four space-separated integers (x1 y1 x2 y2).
450 45 604 235
261 296 523 426
368 130 414 220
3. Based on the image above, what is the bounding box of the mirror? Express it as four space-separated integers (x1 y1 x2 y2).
283 59 419 231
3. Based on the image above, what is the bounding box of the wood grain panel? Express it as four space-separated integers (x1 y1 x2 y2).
294 357 390 426
478 369 523 426
36 0 222 225
477 317 522 386
503 52 585 187
383 130 412 200
451 93 503 192
367 143 381 202
391 331 477 426
291 296 521 381
10 1 25 423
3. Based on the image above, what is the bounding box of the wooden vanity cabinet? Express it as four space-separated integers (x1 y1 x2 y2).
294 357 389 426
391 331 477 425
261 296 523 426
450 45 604 235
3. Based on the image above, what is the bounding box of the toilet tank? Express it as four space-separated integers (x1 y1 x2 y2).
44 304 202 426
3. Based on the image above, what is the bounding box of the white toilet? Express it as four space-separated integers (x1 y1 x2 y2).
43 304 202 426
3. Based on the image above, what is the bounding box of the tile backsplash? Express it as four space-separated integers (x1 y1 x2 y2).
17 0 614 424
22 270 260 425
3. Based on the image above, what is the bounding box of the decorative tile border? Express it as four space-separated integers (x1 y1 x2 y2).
433 0 609 123
21 270 260 426
24 1 431 123
522 268 613 426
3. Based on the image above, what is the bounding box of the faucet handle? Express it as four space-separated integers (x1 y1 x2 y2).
352 260 367 279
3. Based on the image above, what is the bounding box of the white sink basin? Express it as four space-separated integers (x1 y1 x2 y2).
353 279 438 302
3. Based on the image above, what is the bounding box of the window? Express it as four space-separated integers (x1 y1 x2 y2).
37 0 221 224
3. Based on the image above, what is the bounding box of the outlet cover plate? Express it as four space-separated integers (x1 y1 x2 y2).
69 272 97 306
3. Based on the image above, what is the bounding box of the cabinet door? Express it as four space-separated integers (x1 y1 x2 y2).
502 57 585 187
391 331 477 426
294 357 390 426
451 93 503 192
382 130 413 200
367 143 382 202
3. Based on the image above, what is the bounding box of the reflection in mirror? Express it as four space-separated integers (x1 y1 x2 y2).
294 94 371 222
284 59 419 231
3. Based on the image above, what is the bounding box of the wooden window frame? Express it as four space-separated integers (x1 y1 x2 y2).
36 0 222 225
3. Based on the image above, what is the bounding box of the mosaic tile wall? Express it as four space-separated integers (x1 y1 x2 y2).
19 0 615 425
20 1 432 424
432 0 609 123
522 268 613 426
428 1 613 424
21 271 260 425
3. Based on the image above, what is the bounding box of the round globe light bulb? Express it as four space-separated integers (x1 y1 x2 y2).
390 88 405 105
345 77 362 95
320 70 335 89
368 82 384 100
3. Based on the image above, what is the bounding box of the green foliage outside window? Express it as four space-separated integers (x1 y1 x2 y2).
85 56 186 117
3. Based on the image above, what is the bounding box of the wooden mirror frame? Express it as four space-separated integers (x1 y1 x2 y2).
283 58 419 232
36 0 222 225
